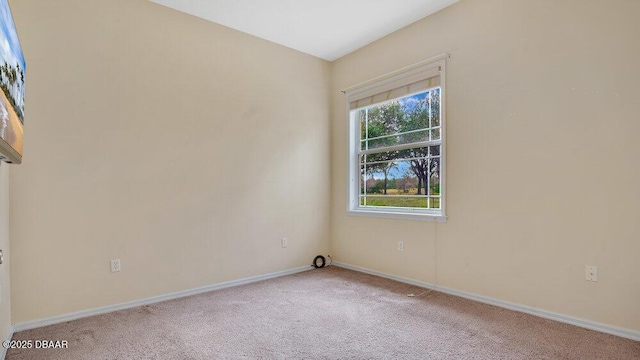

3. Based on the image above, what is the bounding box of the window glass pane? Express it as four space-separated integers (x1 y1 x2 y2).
358 110 367 150
430 128 440 141
360 153 440 195
429 157 440 196
359 154 441 209
429 182 440 196
360 147 430 166
358 144 441 210
430 88 441 128
363 130 431 151
360 159 422 195
361 196 428 209
358 88 441 151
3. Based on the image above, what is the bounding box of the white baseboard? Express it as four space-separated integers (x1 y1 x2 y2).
333 261 640 342
13 265 312 333
1 325 14 360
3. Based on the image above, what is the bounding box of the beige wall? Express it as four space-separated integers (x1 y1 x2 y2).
9 0 330 323
330 0 640 332
0 163 11 339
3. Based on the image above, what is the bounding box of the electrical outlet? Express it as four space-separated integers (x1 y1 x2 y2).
281 238 288 248
585 265 597 281
111 259 121 273
398 241 404 252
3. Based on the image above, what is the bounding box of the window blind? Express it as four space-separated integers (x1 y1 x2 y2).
347 66 440 111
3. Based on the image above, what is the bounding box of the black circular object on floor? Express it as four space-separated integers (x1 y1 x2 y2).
313 255 326 268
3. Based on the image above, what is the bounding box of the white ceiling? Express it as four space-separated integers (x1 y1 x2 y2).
149 0 459 61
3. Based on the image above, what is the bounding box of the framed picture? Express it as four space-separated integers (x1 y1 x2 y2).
0 0 25 164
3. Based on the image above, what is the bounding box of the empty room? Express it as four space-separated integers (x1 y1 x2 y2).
0 0 638 359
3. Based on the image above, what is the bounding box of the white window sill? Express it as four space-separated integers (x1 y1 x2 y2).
347 209 447 222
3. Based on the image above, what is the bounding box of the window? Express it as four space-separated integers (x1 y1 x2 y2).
345 56 447 221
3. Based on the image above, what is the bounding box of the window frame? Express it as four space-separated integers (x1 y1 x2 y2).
344 55 448 222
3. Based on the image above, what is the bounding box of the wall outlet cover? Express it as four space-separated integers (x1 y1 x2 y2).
111 259 121 273
585 265 597 282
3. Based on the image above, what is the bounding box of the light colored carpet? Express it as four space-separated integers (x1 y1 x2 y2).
7 267 640 359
